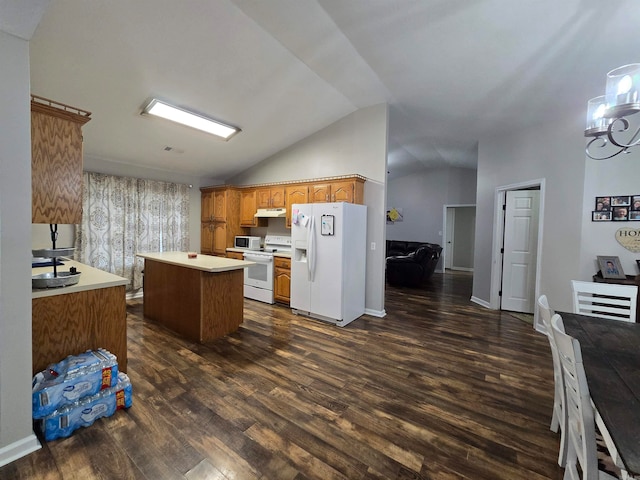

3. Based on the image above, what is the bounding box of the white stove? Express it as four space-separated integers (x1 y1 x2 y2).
243 235 291 303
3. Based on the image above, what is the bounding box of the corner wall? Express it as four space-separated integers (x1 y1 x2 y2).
474 115 586 313
0 30 41 466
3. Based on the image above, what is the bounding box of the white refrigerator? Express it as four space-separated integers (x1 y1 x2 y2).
290 202 367 327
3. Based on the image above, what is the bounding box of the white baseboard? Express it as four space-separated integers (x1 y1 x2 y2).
451 267 473 272
0 434 41 467
365 308 386 318
470 296 491 309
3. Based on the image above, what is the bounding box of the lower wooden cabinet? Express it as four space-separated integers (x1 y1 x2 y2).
274 256 291 305
226 251 244 260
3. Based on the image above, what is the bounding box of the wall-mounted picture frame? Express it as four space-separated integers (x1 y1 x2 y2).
595 196 612 211
592 211 612 221
612 196 631 207
632 196 640 211
598 255 626 279
630 211 640 221
613 206 629 221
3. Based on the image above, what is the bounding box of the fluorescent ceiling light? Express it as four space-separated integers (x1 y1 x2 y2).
142 98 240 140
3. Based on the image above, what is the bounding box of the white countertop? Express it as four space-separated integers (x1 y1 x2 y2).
137 251 254 272
32 260 129 299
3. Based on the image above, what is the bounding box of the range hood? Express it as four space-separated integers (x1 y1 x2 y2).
255 208 286 218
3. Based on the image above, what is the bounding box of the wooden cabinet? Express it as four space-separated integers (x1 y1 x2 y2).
226 251 244 260
200 186 247 256
310 178 364 204
31 95 91 224
240 188 266 227
256 186 285 208
285 184 309 227
274 256 291 305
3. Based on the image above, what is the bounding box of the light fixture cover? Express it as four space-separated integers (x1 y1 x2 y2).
604 63 640 117
585 95 612 137
142 98 240 140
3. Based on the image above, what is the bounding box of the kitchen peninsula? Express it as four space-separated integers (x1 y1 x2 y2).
32 260 129 375
137 252 253 342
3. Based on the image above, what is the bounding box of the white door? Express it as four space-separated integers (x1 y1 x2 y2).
501 190 540 313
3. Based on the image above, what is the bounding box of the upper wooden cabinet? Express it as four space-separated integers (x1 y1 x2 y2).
201 190 214 222
285 184 309 228
310 178 364 204
31 95 91 224
256 186 285 209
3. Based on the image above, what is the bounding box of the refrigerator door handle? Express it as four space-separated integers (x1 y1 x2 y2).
308 215 316 282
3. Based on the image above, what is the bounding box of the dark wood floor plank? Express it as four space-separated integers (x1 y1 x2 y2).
1 272 565 479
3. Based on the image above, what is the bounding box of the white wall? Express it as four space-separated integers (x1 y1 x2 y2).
229 104 389 316
0 30 41 465
386 167 477 244
31 156 222 253
580 150 640 279
474 115 586 313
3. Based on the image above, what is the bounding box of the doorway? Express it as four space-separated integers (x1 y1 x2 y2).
489 179 545 327
442 205 476 272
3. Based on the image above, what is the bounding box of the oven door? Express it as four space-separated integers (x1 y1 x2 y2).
243 253 274 289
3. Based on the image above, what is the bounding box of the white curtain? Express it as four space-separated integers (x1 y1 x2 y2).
75 172 190 291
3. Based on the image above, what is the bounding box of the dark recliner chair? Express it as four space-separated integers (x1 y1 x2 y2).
385 240 442 287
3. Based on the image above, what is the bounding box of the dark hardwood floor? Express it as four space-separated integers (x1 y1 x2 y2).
2 272 563 479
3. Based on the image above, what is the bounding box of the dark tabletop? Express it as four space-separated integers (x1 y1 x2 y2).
561 312 640 476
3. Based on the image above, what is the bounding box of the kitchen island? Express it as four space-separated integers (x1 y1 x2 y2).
32 260 129 375
137 252 253 343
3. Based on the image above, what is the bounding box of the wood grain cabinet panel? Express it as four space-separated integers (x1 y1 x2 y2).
256 186 285 208
200 186 247 256
31 96 91 224
274 257 291 305
285 184 309 227
226 251 244 260
32 285 127 375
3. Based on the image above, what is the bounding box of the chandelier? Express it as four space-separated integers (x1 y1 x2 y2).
585 64 640 160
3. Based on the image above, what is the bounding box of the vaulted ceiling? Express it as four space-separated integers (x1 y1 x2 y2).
13 1 640 180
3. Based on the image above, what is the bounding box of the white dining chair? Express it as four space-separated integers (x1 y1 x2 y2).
537 294 567 467
551 313 619 480
571 280 638 323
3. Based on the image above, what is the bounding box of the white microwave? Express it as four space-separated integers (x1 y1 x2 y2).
234 236 261 250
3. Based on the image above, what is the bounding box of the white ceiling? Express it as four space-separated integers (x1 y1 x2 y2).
19 0 640 180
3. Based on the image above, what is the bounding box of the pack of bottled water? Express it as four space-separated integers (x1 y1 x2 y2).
38 372 132 441
32 349 119 419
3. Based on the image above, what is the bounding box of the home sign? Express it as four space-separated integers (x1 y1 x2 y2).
616 228 640 252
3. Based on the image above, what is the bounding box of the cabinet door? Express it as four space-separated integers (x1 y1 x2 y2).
286 185 309 227
31 110 85 224
270 186 286 208
201 223 214 254
212 222 227 256
213 189 227 221
330 181 355 203
240 189 258 226
310 184 330 203
201 191 214 222
256 188 272 208
274 266 291 304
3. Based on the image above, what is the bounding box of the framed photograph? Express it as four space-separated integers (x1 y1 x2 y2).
632 196 640 211
598 255 626 279
630 211 640 221
592 211 612 221
613 206 629 221
612 195 631 206
636 259 640 272
595 196 611 211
